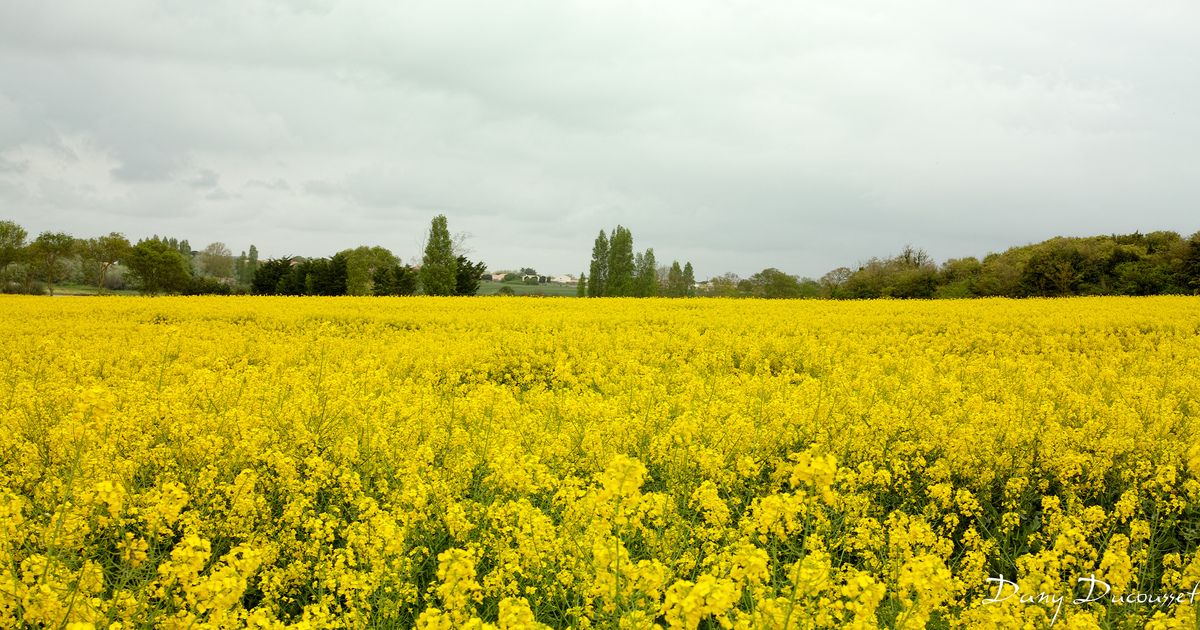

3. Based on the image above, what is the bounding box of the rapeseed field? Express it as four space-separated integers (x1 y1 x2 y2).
2 296 1198 630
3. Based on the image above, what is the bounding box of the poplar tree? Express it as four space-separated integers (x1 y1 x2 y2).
606 225 635 297
420 214 458 296
588 230 609 297
246 245 259 285
635 247 657 297
178 240 194 273
577 272 587 297
235 251 246 285
683 262 696 297
667 261 685 298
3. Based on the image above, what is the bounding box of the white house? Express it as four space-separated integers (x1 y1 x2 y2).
551 275 577 284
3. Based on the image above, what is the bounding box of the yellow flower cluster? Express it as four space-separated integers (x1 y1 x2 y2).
2 295 1199 629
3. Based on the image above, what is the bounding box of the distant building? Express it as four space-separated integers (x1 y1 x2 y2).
551 275 577 284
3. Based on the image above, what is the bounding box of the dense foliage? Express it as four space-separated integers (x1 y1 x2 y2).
819 233 1200 300
124 237 193 296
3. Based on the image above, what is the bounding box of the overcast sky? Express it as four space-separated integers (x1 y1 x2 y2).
1 0 1197 279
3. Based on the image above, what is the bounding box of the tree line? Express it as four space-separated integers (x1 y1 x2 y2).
0 214 485 297
0 222 242 296
697 231 1200 299
5 215 1198 299
817 231 1200 299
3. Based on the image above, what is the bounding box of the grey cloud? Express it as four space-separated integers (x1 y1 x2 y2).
189 169 220 189
247 177 290 190
0 156 28 173
1 0 1197 278
303 179 345 197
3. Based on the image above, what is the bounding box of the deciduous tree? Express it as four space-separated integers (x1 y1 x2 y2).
606 225 635 297
30 231 76 296
346 246 397 296
819 267 852 299
0 220 28 286
200 242 234 278
634 247 657 297
705 272 741 298
81 233 131 294
747 268 803 299
588 230 608 297
667 261 685 298
125 238 192 295
245 245 259 285
235 251 246 285
1183 231 1200 292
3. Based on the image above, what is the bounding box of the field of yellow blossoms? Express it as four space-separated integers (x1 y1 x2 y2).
2 295 1200 630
